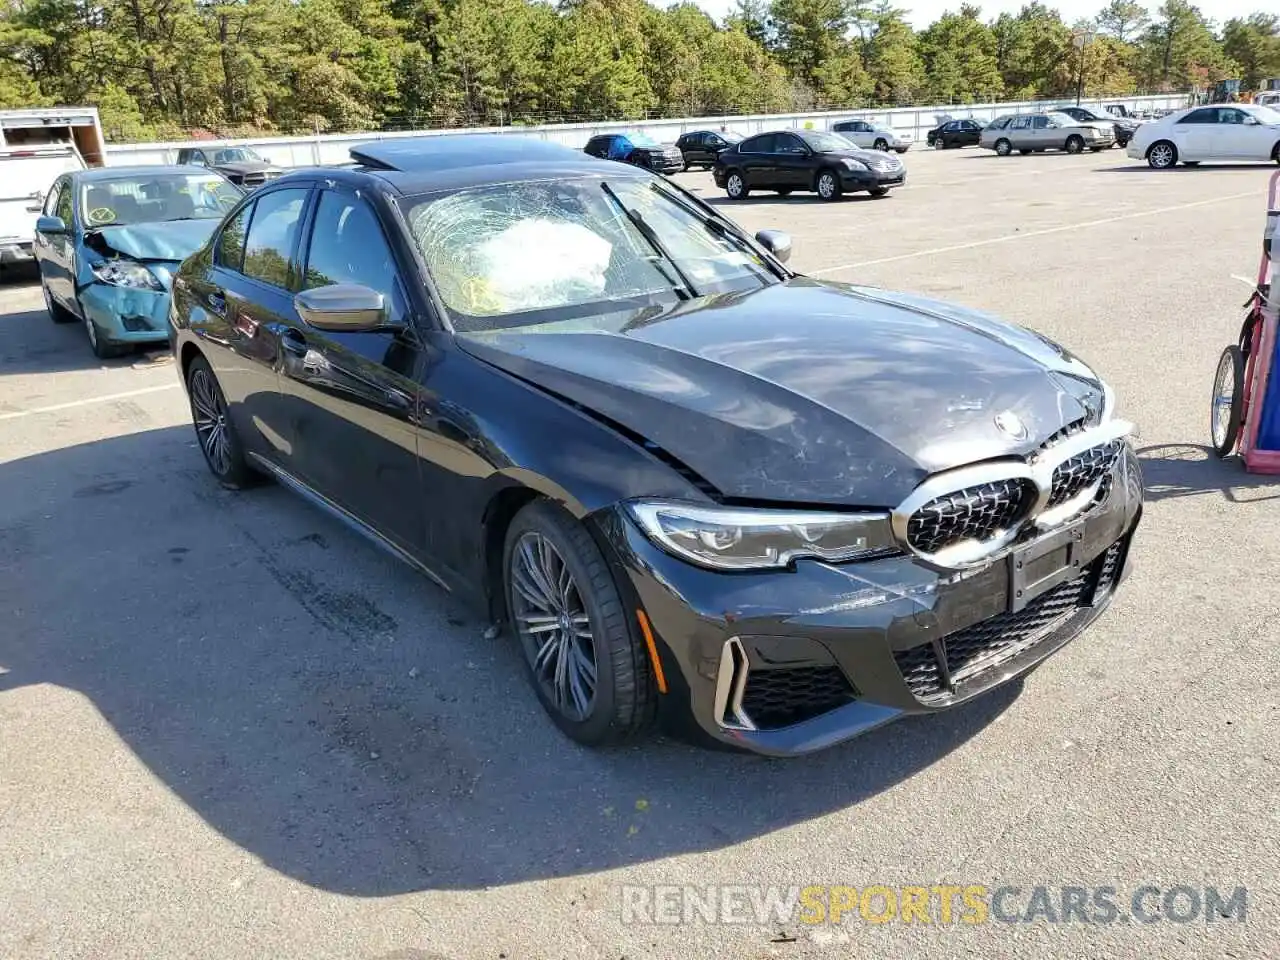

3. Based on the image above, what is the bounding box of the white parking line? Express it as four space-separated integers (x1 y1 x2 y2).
812 190 1260 275
0 383 181 421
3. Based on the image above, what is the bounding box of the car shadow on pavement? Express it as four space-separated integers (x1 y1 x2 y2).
0 303 169 376
0 426 1021 896
1138 441 1280 503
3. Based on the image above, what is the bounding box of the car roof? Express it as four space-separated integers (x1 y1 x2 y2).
73 164 213 181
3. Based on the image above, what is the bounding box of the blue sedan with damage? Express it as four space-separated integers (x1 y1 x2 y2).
33 165 242 358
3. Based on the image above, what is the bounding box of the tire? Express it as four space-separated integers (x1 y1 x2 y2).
84 313 128 359
1147 140 1177 169
1272 142 1280 165
503 499 656 746
933 138 945 150
775 188 793 196
186 354 258 488
869 186 890 198
1065 135 1085 154
995 138 1012 156
42 281 77 324
816 169 841 201
1210 344 1245 458
724 170 748 199
873 138 888 152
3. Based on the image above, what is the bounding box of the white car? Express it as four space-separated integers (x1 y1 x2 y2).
1127 103 1280 168
830 119 912 153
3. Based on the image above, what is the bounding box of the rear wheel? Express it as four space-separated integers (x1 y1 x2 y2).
42 281 77 324
816 169 841 201
1147 140 1177 169
1210 344 1245 458
995 139 1012 156
503 500 656 746
186 354 257 488
724 170 748 199
1065 135 1085 154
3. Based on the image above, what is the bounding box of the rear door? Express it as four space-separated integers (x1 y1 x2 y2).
1172 108 1217 159
278 185 427 551
187 184 312 467
1008 115 1035 149
736 134 777 186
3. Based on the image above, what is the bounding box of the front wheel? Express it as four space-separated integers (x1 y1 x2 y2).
873 138 888 152
503 500 656 746
816 170 841 201
995 139 1012 156
85 314 128 359
724 171 748 199
1147 141 1177 169
42 281 77 324
1210 344 1245 458
186 354 258 488
933 138 945 150
1065 135 1085 154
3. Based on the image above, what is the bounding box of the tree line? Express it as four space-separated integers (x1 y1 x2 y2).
1 0 1277 141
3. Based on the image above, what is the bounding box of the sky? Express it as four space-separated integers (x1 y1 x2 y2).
687 0 1270 30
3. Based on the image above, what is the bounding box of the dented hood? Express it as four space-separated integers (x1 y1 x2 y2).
87 219 219 264
457 279 1108 507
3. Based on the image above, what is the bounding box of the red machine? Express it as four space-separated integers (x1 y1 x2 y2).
1211 170 1280 472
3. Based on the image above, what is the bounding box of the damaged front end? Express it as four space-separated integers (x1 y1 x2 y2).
79 230 180 343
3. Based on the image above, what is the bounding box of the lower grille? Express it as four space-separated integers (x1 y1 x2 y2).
907 477 1037 555
739 664 856 729
894 539 1125 700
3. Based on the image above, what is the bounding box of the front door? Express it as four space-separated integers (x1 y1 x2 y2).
36 177 78 309
1216 107 1273 159
772 133 813 186
278 186 427 553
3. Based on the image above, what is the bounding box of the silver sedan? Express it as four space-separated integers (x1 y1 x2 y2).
981 112 1115 155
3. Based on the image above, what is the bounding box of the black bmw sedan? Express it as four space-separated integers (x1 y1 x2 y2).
713 129 906 200
170 135 1141 756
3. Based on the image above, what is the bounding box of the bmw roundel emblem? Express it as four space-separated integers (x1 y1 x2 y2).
994 410 1028 440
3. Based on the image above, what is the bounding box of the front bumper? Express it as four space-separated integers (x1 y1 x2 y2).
79 279 174 344
599 444 1142 756
841 167 907 190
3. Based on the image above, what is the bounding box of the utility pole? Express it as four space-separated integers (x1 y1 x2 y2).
1074 27 1097 106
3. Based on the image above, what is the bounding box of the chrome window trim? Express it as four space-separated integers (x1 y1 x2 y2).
892 418 1133 570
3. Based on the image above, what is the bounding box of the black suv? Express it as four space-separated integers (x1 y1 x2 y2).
928 119 984 149
1056 106 1136 147
583 133 684 174
675 130 743 169
713 129 906 201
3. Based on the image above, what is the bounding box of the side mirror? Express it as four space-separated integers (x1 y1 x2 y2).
36 215 66 235
755 229 792 264
294 283 389 332
1245 116 1261 126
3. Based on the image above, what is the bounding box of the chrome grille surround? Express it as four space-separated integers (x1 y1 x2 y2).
892 417 1133 570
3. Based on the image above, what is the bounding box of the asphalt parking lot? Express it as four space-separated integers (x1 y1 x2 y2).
1 145 1278 960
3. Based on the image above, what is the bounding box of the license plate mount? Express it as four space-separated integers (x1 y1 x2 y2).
1008 522 1086 613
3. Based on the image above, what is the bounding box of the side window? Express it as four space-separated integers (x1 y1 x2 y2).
1032 116 1049 129
44 180 63 216
302 191 406 325
1219 109 1246 125
1011 116 1032 130
990 117 1010 130
55 181 74 223
1178 109 1217 124
776 134 806 154
742 134 775 153
216 203 252 271
857 122 872 132
241 187 308 288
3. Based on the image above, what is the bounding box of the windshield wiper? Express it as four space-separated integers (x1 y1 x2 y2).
648 181 787 281
600 181 697 300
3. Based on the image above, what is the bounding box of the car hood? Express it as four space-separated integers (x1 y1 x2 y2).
85 219 220 263
819 146 890 163
215 160 278 175
456 279 1108 507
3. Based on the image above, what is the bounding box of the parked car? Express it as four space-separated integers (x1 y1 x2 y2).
981 112 1115 155
33 165 242 357
170 134 1140 756
1127 103 1280 169
583 132 684 174
675 130 742 169
927 118 984 149
713 129 906 201
1 143 85 265
1057 105 1137 147
176 145 285 189
831 119 912 152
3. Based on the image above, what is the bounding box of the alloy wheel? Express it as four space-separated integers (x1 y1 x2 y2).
510 531 598 721
934 138 944 150
995 139 1011 156
84 315 98 350
189 366 232 476
1149 143 1175 169
726 173 744 198
818 173 836 199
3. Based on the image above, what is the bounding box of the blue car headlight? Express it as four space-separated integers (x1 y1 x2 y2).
92 258 163 290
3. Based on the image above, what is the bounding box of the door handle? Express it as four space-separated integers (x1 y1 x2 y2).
206 290 227 316
280 329 308 357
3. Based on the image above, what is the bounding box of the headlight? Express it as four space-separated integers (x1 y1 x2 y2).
626 500 896 571
840 157 868 171
92 259 162 290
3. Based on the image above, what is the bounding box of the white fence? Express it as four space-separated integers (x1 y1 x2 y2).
103 94 1191 168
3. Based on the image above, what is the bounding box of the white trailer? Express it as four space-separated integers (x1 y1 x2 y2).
0 107 105 165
